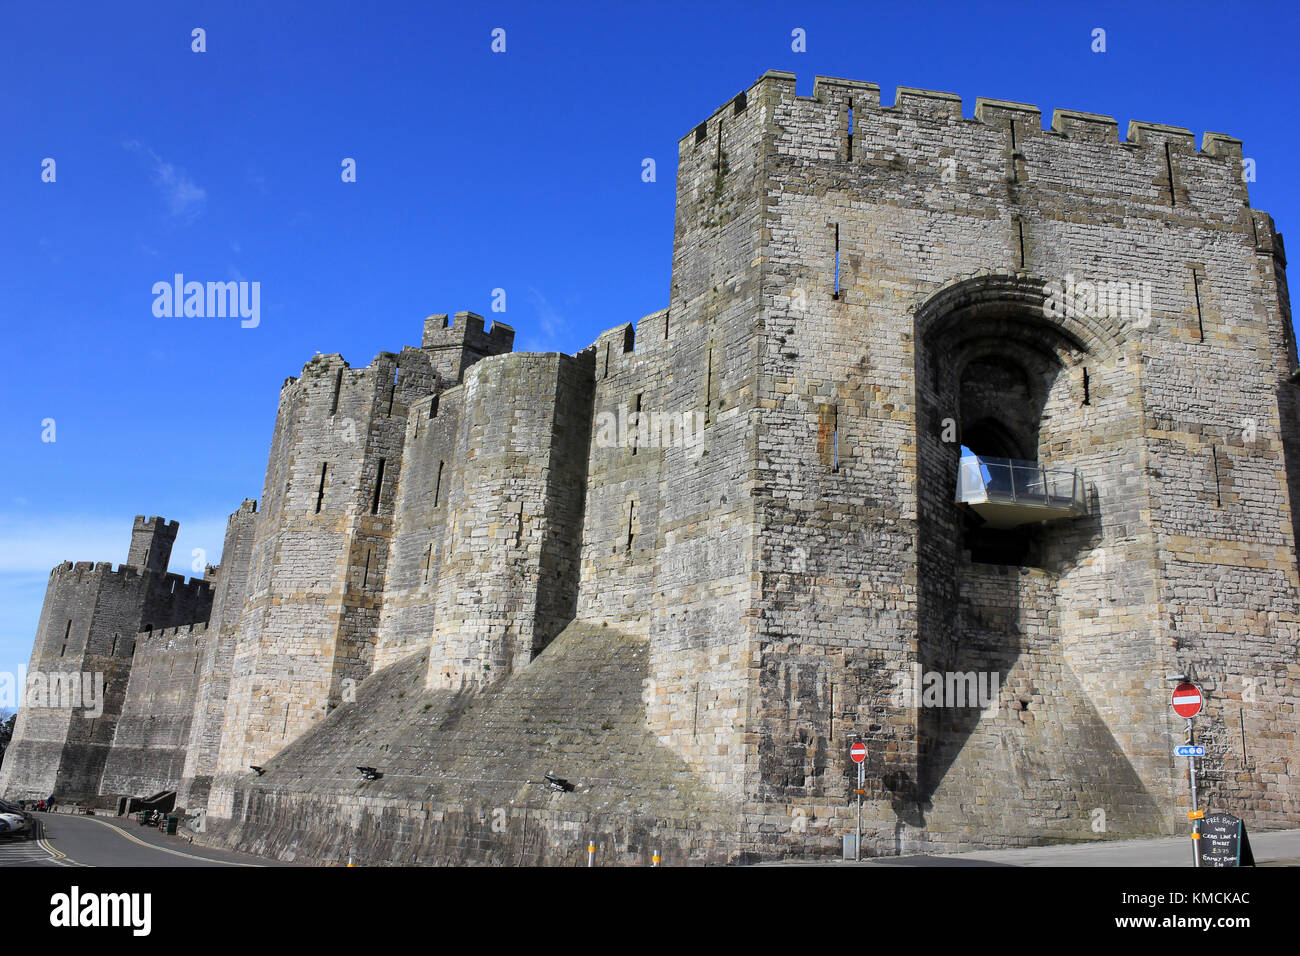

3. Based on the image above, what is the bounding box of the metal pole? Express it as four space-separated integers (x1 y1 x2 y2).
1187 717 1200 868
588 840 595 867
855 758 863 862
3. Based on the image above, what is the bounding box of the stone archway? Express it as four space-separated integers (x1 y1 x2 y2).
905 273 1163 844
915 272 1119 571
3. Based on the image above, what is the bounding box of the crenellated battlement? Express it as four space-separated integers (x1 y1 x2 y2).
299 352 349 379
421 311 514 350
420 311 515 384
49 559 211 592
810 73 1243 156
587 322 637 380
683 71 1250 187
134 622 209 644
132 515 178 534
579 309 677 380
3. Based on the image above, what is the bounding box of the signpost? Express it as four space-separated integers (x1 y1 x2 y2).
850 740 867 862
1171 682 1204 866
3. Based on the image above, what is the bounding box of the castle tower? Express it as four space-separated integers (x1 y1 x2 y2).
208 347 436 817
418 350 594 687
127 515 178 573
0 520 212 802
692 71 1300 850
421 311 514 383
177 499 259 808
563 71 1300 851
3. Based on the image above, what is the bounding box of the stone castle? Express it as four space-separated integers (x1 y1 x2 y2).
4 71 1299 864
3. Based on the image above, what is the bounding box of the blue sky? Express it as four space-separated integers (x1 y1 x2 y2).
1 0 1297 687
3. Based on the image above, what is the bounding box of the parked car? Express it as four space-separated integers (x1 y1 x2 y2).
0 799 35 840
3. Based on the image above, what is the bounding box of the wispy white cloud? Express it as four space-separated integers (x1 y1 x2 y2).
123 140 207 221
520 286 569 352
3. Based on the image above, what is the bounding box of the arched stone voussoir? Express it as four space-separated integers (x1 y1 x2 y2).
913 271 1127 359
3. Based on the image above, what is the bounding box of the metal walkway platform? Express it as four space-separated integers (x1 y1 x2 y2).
957 455 1086 529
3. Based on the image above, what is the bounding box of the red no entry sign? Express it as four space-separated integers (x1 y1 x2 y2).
1172 682 1203 718
849 741 867 763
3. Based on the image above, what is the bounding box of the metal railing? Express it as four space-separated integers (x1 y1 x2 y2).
957 455 1085 512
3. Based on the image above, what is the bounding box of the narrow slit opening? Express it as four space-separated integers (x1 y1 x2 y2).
632 393 643 455
370 459 386 515
704 348 713 425
833 224 841 298
329 367 344 416
846 100 854 160
1192 269 1205 341
832 405 840 473
315 463 328 514
1165 143 1177 206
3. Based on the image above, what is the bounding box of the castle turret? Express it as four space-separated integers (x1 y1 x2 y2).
208 342 437 818
178 499 259 809
127 515 178 573
421 311 514 383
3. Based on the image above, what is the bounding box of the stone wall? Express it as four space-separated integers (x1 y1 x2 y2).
100 623 206 798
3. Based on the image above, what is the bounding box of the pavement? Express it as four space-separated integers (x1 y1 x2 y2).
767 828 1300 866
0 810 287 867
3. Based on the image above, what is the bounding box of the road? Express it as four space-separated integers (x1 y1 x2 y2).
0 812 284 867
9 813 1297 867
766 828 1300 866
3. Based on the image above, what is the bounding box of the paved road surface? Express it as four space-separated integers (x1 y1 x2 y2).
8 813 1296 867
0 812 284 867
768 828 1300 866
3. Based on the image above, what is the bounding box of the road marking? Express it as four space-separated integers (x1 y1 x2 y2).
40 834 90 866
38 835 68 863
78 816 263 867
0 828 78 867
